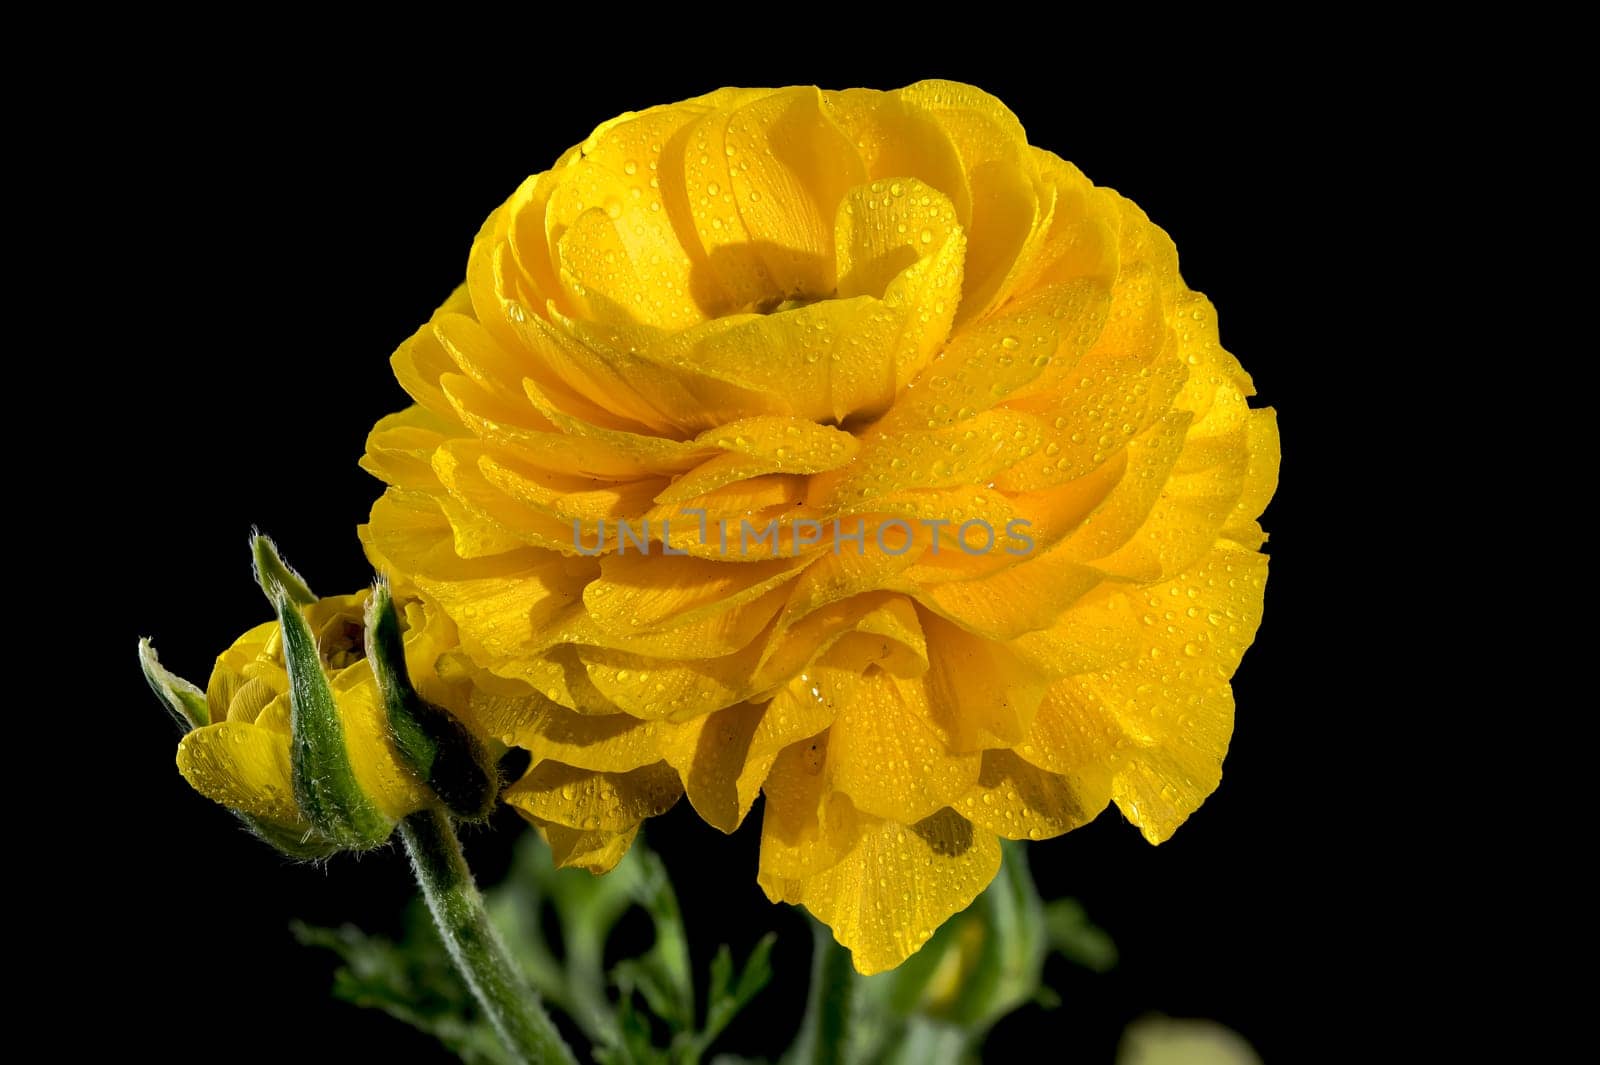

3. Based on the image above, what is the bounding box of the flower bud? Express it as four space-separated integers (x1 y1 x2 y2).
147 536 487 858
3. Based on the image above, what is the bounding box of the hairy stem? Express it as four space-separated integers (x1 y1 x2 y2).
399 809 575 1064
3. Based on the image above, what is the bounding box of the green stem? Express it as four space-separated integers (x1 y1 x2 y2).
797 920 855 1065
399 809 576 1065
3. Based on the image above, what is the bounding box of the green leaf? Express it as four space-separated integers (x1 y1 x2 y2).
292 917 517 1065
617 848 695 1034
689 934 776 1060
293 827 776 1064
597 994 670 1065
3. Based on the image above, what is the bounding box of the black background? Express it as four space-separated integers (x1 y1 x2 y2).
77 50 1393 1064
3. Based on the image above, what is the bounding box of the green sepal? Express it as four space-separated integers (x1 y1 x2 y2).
250 533 317 606
365 581 496 821
138 638 209 730
236 812 340 861
260 550 392 850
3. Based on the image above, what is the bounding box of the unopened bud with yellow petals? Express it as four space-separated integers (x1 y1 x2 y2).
145 536 489 857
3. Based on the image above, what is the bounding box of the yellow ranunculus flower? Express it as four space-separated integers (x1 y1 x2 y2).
166 589 457 852
360 81 1279 973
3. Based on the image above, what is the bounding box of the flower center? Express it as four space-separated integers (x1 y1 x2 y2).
318 617 366 670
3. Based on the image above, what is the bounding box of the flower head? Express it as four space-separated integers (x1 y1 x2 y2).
361 81 1279 972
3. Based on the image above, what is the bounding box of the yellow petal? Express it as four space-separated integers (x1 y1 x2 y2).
224 677 279 726
751 590 931 697
466 686 664 772
651 452 788 505
721 87 866 300
390 288 475 423
778 521 926 624
478 451 665 527
883 279 1106 436
652 417 857 505
416 552 586 663
433 440 596 555
433 312 541 410
477 386 700 485
917 611 1051 751
504 760 682 832
657 703 770 833
668 102 774 313
650 297 906 424
362 491 514 583
834 176 966 388
753 674 840 757
545 104 709 330
556 207 688 331
465 207 531 356
1018 542 1268 843
579 631 775 720
1057 410 1194 564
584 552 805 638
896 80 1040 321
1087 400 1249 583
521 812 639 874
952 749 1104 840
822 665 980 823
332 674 432 821
564 312 797 431
1011 151 1120 291
559 587 785 660
841 594 928 676
479 643 619 715
176 721 303 828
822 89 972 222
363 407 467 493
913 543 1104 640
835 177 958 301
649 474 807 534
783 808 1001 975
1171 290 1252 419
672 418 859 498
510 308 694 435
758 732 861 884
503 170 573 322
1221 409 1280 549
205 663 248 727
205 622 279 722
